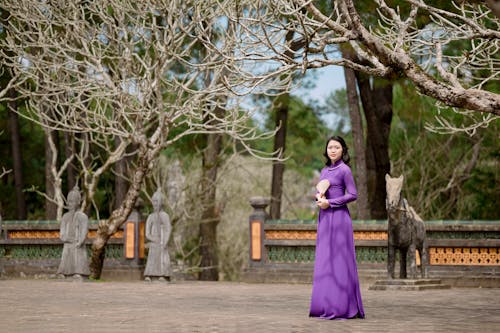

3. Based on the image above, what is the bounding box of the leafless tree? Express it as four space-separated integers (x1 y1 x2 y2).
225 0 499 131
0 0 276 278
6 91 27 219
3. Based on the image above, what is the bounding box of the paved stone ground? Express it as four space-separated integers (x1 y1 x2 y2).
1 279 499 333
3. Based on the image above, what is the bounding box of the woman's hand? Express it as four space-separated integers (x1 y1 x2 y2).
317 197 330 209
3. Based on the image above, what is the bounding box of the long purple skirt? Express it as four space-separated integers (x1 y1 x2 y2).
309 206 365 319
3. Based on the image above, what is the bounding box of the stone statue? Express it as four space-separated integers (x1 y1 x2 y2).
386 174 428 279
144 189 172 281
57 186 90 278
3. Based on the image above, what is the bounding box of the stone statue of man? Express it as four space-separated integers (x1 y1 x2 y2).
144 189 172 282
57 186 90 278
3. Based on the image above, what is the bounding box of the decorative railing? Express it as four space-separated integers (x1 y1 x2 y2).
0 208 149 262
0 220 125 260
248 197 500 268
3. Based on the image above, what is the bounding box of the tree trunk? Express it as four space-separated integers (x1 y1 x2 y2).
114 137 128 210
7 90 27 219
343 67 370 219
199 129 223 281
198 100 224 280
356 74 393 219
63 132 76 191
80 132 94 216
270 29 297 220
341 48 370 219
89 145 157 279
270 94 289 220
44 129 59 220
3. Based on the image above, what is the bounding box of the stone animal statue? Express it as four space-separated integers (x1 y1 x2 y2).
386 174 428 279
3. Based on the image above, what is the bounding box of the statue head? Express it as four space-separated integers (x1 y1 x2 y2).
385 174 404 208
67 185 81 211
151 188 163 212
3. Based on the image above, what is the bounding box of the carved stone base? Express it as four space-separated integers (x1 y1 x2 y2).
369 279 451 291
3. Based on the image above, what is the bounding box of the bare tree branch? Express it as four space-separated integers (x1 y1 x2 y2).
0 167 12 179
216 0 499 127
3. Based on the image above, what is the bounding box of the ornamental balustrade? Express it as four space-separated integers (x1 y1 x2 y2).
1 199 499 284
251 218 500 266
0 211 145 279
0 220 124 260
245 197 500 286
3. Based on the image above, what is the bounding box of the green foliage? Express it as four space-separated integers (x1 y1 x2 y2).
390 80 499 219
0 103 46 219
261 95 331 176
320 88 350 134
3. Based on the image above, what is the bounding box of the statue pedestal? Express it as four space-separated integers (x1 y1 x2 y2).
369 279 451 291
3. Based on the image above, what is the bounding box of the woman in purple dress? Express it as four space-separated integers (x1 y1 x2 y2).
309 135 365 320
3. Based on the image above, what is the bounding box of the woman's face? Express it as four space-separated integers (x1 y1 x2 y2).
327 140 343 163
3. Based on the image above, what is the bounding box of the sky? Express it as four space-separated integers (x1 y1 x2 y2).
236 64 348 129
292 65 347 130
293 65 346 105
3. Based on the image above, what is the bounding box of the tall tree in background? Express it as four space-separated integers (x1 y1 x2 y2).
322 73 391 219
7 89 27 219
342 50 370 219
269 29 304 219
197 17 234 280
269 93 289 219
1 9 27 219
199 104 224 280
356 75 393 218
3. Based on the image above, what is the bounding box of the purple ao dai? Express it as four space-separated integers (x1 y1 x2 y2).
309 160 365 319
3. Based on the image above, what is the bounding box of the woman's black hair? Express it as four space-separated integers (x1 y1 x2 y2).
323 135 350 166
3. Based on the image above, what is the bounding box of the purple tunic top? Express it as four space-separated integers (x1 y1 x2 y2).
309 159 365 319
